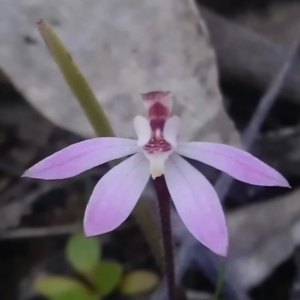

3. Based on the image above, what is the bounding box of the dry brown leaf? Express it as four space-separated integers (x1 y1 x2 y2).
0 0 240 146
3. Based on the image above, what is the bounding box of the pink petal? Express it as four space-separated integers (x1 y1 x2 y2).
177 142 290 187
165 153 228 256
23 138 137 179
84 153 150 236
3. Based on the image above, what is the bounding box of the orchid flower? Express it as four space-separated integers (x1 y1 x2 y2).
23 91 289 256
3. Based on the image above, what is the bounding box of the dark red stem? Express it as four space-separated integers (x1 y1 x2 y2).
153 175 175 300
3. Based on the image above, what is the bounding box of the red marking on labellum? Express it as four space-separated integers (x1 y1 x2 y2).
144 137 172 153
147 117 170 153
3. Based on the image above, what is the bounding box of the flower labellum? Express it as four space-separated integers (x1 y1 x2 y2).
23 91 290 256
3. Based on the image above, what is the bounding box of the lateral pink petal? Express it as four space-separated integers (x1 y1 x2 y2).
165 153 228 256
23 138 137 179
177 142 289 187
84 153 150 236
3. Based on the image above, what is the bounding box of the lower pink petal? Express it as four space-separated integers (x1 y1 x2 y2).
23 138 137 179
84 153 150 236
177 142 290 187
165 153 228 256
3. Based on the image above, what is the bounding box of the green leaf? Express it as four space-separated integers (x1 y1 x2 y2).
120 270 159 296
37 19 113 137
66 234 100 276
93 261 122 296
35 276 89 297
51 289 98 300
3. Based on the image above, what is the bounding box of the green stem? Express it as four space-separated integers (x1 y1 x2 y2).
213 260 226 300
37 19 113 137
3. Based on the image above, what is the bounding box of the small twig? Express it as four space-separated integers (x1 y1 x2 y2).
23 182 64 206
21 172 95 206
242 41 300 149
201 7 300 106
0 223 82 240
1 181 31 204
185 290 212 300
214 41 300 202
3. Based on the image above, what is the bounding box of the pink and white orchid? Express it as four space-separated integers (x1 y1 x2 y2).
23 91 289 256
